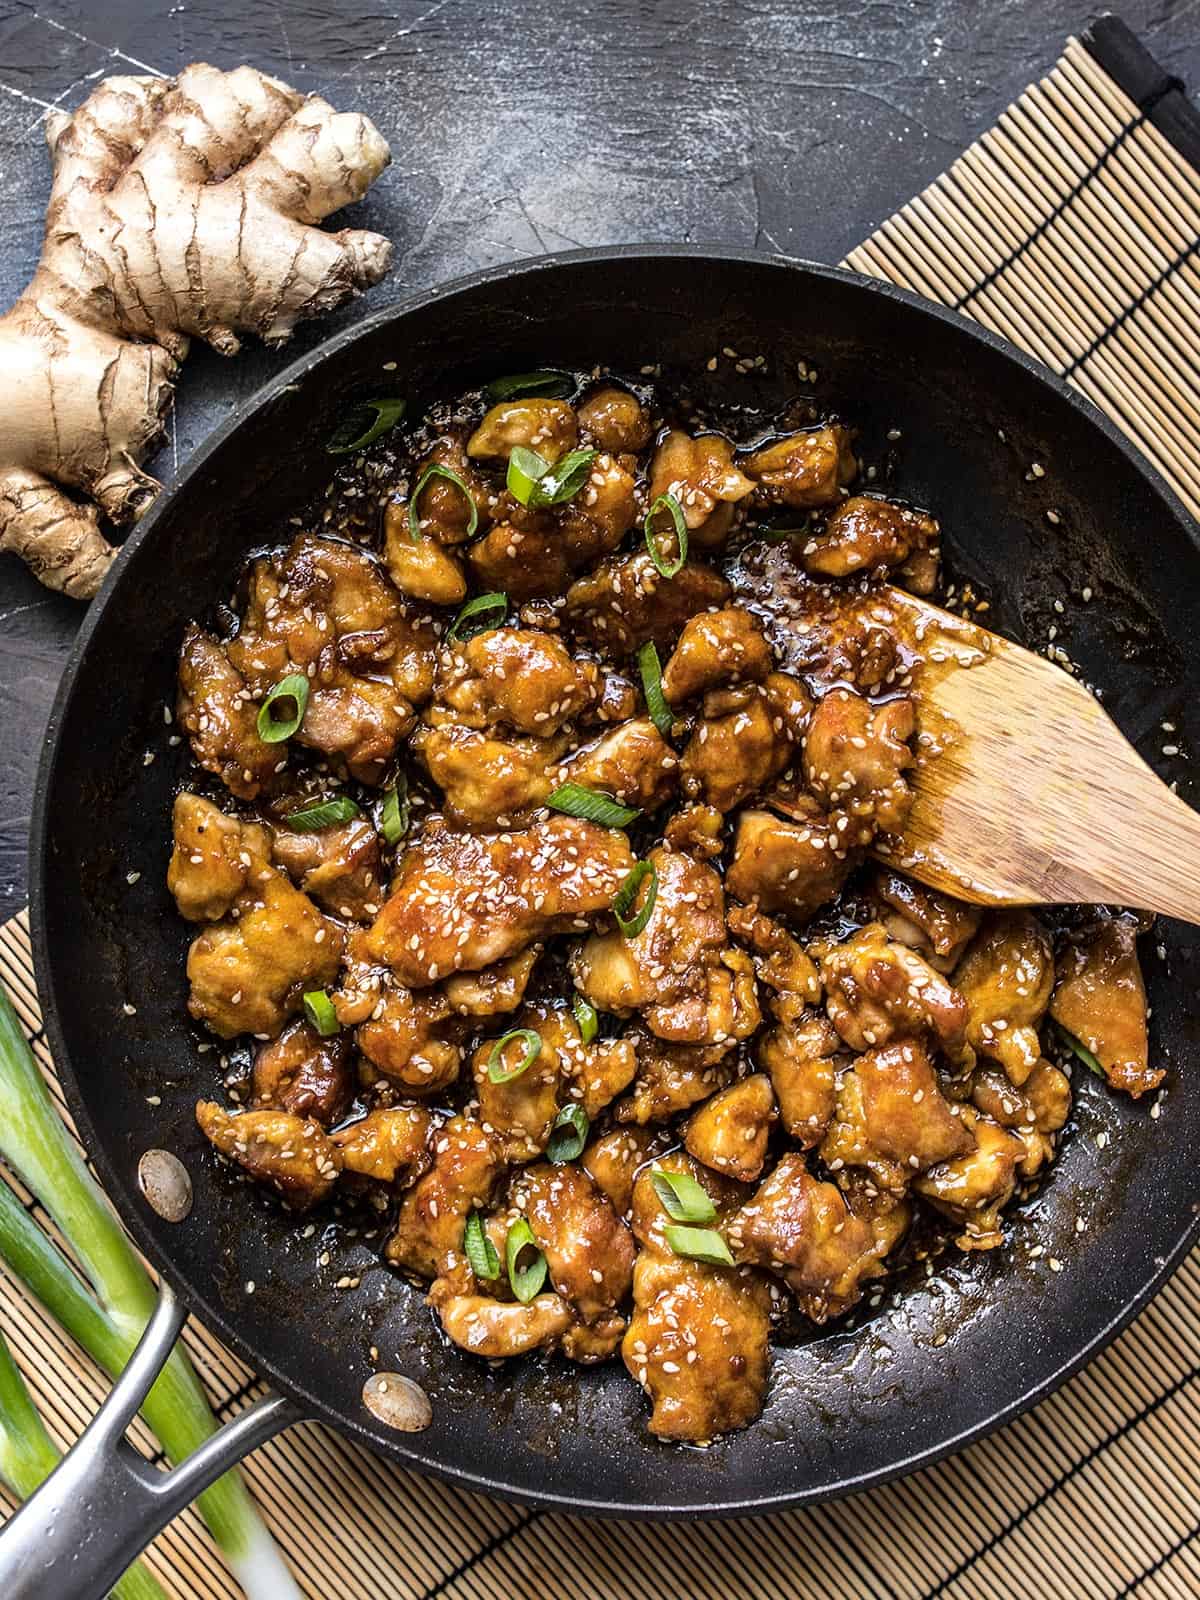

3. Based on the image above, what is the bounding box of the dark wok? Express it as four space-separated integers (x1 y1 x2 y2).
28 248 1200 1519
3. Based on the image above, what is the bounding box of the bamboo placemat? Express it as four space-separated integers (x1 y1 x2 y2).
6 15 1200 1598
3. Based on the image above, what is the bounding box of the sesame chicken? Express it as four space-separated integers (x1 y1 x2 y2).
727 900 822 1011
577 386 652 453
330 1105 434 1185
615 1031 736 1124
726 803 857 921
267 812 383 922
971 1061 1071 1177
382 502 468 605
955 912 1054 1087
431 627 601 737
564 717 678 811
386 1115 504 1280
1050 915 1158 1098
177 626 281 801
443 949 539 1017
818 922 974 1070
742 424 857 508
866 866 982 972
684 1073 776 1182
649 430 755 548
756 1010 840 1147
351 980 462 1094
915 1109 1027 1251
409 434 495 543
435 1289 574 1358
168 793 272 923
414 723 565 826
467 397 578 464
511 1162 635 1323
582 1125 665 1216
802 495 940 592
663 802 726 862
803 686 916 841
659 606 774 704
565 550 732 653
195 1102 341 1211
251 1019 353 1126
681 681 799 813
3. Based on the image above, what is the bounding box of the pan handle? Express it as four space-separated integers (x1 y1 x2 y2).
0 1280 302 1600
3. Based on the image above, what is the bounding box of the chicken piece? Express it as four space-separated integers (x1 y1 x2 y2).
408 435 495 543
582 1125 664 1217
819 1039 975 1193
803 687 915 841
352 981 461 1094
177 625 280 801
268 813 383 922
443 950 539 1017
819 923 973 1070
1050 916 1158 1098
436 1290 573 1358
432 627 599 736
649 430 755 548
168 793 271 923
955 912 1054 1088
468 520 574 604
415 723 564 826
725 804 856 921
557 452 639 565
659 606 773 704
866 867 981 972
646 948 761 1047
615 1032 735 1124
511 1162 635 1322
663 802 725 862
915 1109 1026 1250
467 398 577 463
365 816 636 987
972 1060 1071 1177
727 901 822 1009
841 1172 913 1264
330 1105 434 1185
563 718 678 811
564 550 732 654
186 869 343 1039
742 424 856 508
802 495 940 592
756 1011 840 1147
385 1115 504 1279
577 385 652 453
195 1102 340 1211
382 502 468 605
684 1074 776 1182
251 1019 353 1126
681 683 797 813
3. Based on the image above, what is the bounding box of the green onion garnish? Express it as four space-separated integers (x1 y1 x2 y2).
612 860 658 938
256 673 309 743
506 445 551 505
407 462 479 543
380 778 409 846
506 1218 548 1303
302 990 339 1037
664 1224 734 1266
643 491 688 579
485 371 574 403
446 591 508 642
487 1027 543 1084
326 396 406 455
286 796 361 831
651 1168 717 1224
463 1210 500 1280
571 994 598 1045
506 446 597 509
1055 1021 1105 1079
637 641 674 737
546 783 640 829
546 1103 590 1165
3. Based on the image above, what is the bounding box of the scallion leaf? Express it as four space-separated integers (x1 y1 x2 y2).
285 796 360 831
326 397 406 455
612 860 658 938
408 462 479 543
1055 1021 1105 1079
651 1168 717 1224
644 491 688 579
484 370 573 404
447 591 508 642
463 1210 500 1281
506 445 551 506
506 1218 548 1303
256 674 309 743
571 994 598 1045
302 990 339 1038
637 641 674 737
487 1027 543 1084
664 1224 734 1266
546 783 640 828
546 1103 589 1165
380 778 409 847
530 448 597 508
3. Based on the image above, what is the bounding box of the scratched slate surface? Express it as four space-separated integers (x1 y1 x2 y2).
0 0 1197 909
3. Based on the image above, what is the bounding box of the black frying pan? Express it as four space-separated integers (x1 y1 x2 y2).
20 250 1200 1547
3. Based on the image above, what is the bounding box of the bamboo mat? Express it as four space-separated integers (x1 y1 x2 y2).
5 15 1200 1599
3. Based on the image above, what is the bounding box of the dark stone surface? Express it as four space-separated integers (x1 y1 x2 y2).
0 0 1197 909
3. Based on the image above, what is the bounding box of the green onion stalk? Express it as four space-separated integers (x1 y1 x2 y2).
0 988 300 1598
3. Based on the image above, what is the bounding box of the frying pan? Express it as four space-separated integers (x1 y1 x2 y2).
9 248 1200 1590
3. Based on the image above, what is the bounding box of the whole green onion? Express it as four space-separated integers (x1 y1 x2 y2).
505 1219 548 1303
408 462 478 543
256 674 309 744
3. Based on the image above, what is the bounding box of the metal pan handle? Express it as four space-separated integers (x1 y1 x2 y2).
0 1280 301 1600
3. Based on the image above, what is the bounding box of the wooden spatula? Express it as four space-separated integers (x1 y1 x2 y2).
872 587 1200 922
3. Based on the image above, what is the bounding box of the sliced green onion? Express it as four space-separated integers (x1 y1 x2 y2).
529 448 597 508
256 674 309 743
447 591 508 642
285 796 360 831
484 370 574 404
408 462 479 543
506 445 551 506
637 641 674 738
571 993 598 1045
546 1104 590 1165
506 1218 548 1303
651 1168 717 1224
326 397 406 455
463 1210 501 1281
644 491 688 579
664 1224 734 1266
1055 1021 1105 1079
380 778 409 847
302 990 339 1038
612 860 658 938
546 783 640 829
487 1027 542 1084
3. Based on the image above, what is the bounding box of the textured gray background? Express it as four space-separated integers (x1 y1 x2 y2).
0 0 1197 909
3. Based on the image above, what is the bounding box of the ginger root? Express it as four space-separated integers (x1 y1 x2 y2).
0 63 393 599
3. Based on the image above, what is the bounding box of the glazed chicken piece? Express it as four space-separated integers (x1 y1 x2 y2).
168 793 271 923
866 866 981 972
365 816 636 987
564 550 732 653
582 1125 665 1217
467 397 578 463
727 901 822 1011
350 980 462 1094
435 1290 573 1358
819 922 974 1070
468 519 574 604
802 495 940 593
803 687 916 841
726 803 857 921
681 679 807 813
430 627 600 737
383 502 467 606
385 1115 505 1279
755 1011 840 1147
615 1031 735 1124
742 424 856 509
268 813 383 922
819 1038 975 1193
443 949 539 1018
577 385 652 453
649 430 755 548
563 718 678 811
177 626 281 801
663 802 725 862
915 1109 1027 1250
684 1073 776 1182
251 1019 353 1126
330 1105 434 1184
659 606 773 704
195 1102 341 1211
415 723 566 826
511 1161 635 1327
557 452 639 562
954 912 1054 1087
972 1060 1071 1177
1050 915 1158 1097
407 434 495 543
